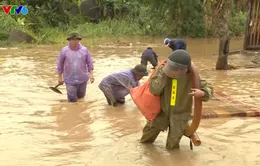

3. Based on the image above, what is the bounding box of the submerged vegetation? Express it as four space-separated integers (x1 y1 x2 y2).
0 0 247 45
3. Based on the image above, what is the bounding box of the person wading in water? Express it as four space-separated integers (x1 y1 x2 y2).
140 47 159 69
56 32 94 102
164 38 187 51
140 50 213 150
99 64 148 107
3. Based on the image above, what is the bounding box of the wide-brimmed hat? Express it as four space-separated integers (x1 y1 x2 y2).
67 32 82 40
132 64 148 76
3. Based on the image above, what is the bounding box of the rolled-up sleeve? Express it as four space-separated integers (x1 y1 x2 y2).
56 49 65 74
86 50 94 71
200 80 214 102
149 67 167 95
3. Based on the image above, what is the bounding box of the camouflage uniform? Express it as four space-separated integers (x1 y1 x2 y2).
140 66 213 150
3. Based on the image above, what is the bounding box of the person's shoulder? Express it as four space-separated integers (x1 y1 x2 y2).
117 69 132 77
169 39 175 46
80 45 92 55
60 46 69 53
152 50 158 54
80 45 89 51
107 71 123 80
143 48 154 54
61 46 69 50
117 69 129 74
175 38 186 43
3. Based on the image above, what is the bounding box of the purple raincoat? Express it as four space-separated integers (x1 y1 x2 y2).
98 69 140 102
56 43 94 85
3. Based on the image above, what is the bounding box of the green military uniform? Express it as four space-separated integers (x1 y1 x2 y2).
140 66 213 150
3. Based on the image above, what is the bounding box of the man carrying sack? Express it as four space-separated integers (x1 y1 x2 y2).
133 50 213 150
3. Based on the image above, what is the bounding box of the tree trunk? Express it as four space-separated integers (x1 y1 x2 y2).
211 0 233 70
216 36 230 70
215 8 231 70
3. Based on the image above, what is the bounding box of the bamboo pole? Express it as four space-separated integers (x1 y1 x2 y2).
244 0 252 50
252 0 259 45
250 0 256 46
255 0 260 46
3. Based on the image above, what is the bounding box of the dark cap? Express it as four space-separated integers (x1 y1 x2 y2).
168 50 191 67
164 38 171 45
67 32 82 40
132 64 148 76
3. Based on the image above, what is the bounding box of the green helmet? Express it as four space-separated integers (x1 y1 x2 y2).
67 32 82 40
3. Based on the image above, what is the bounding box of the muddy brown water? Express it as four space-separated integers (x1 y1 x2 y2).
0 37 260 166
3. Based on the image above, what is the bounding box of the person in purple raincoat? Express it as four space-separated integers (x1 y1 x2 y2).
98 64 148 107
56 32 94 102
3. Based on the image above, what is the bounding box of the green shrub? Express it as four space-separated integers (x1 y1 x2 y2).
0 12 19 32
229 11 247 36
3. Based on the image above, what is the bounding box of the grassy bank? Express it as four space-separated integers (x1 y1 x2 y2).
0 10 247 47
0 18 145 47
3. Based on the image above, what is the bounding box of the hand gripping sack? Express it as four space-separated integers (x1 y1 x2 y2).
130 62 166 121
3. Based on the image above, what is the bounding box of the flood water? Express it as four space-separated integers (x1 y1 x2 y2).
0 37 260 166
